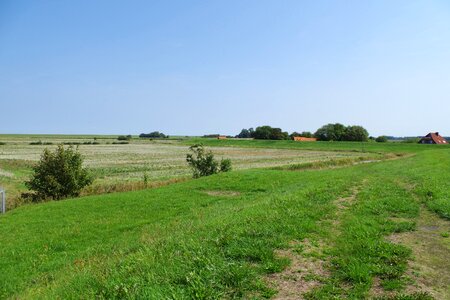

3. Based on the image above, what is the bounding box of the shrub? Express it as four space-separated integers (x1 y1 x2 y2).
118 135 132 141
402 137 420 143
186 144 232 178
25 145 93 201
143 173 149 187
220 159 232 172
375 136 388 143
29 141 53 145
202 134 220 138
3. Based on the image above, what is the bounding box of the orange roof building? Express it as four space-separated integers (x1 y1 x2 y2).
419 132 447 144
293 136 317 142
217 136 227 140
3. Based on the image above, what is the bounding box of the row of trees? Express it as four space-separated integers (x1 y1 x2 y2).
236 126 290 140
236 123 369 142
314 124 369 142
139 131 167 138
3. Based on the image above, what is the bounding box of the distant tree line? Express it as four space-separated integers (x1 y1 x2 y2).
236 126 290 140
314 123 369 142
290 131 313 138
139 131 167 138
235 123 369 141
117 135 132 141
202 134 220 138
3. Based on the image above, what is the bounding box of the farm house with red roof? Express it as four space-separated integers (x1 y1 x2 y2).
418 132 447 144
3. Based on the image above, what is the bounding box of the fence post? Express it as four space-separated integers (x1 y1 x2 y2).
0 188 5 214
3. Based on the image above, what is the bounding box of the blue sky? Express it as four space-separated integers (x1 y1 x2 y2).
1 0 449 136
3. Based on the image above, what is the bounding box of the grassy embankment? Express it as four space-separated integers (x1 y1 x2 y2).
0 141 449 299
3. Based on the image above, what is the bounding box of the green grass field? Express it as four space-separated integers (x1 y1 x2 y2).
0 138 449 299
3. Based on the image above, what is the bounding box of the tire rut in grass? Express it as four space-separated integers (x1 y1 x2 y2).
384 207 450 299
266 239 330 300
266 184 362 299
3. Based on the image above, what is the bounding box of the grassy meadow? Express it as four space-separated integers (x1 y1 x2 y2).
0 137 449 299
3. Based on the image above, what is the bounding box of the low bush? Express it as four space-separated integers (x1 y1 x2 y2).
29 141 53 145
118 135 132 141
402 138 420 143
186 144 232 178
376 136 388 143
24 145 93 201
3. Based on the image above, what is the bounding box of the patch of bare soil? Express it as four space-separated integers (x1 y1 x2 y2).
266 182 364 300
265 185 362 299
203 190 241 197
381 208 450 299
266 239 330 299
335 185 360 211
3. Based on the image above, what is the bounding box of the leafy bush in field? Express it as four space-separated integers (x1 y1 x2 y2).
112 141 129 145
29 141 53 145
118 135 132 141
25 145 93 201
219 158 232 172
186 144 232 178
402 137 420 143
376 136 388 143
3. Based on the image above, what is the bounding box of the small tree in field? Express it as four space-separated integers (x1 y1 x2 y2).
25 145 93 201
186 144 232 178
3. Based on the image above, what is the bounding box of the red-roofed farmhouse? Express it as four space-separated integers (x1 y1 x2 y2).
418 132 447 144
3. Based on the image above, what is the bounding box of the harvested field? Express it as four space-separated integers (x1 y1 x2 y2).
0 136 369 208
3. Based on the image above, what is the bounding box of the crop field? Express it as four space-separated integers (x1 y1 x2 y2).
0 138 449 299
0 135 370 209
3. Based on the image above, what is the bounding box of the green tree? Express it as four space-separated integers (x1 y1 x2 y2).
344 126 369 142
236 128 252 138
186 144 232 178
314 123 368 141
300 131 313 138
25 145 93 201
314 123 346 141
253 126 289 140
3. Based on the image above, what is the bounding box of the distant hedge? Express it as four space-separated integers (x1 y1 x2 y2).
139 131 167 138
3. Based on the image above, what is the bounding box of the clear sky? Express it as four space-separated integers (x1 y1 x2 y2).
1 0 449 136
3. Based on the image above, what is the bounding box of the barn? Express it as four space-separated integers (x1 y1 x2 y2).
419 132 447 144
293 136 317 142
